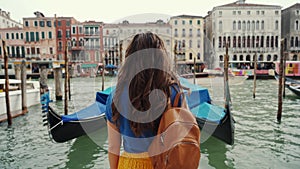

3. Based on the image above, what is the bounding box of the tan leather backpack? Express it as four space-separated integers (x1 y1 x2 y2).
148 92 201 169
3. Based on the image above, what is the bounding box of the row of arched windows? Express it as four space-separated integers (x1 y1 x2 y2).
219 54 278 62
231 20 279 31
217 35 279 48
290 36 300 47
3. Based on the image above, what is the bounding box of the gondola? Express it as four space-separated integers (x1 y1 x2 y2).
41 78 235 145
274 74 300 97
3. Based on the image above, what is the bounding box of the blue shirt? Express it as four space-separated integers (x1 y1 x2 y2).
105 85 181 153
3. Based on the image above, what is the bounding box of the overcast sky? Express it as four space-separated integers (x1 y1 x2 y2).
0 0 298 23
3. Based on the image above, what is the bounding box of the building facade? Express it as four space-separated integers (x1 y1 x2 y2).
23 12 57 60
207 0 282 68
0 9 22 28
55 16 78 60
0 27 25 60
103 20 172 66
282 3 300 61
169 15 205 74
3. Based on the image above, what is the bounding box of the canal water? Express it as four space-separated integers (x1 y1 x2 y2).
0 77 299 169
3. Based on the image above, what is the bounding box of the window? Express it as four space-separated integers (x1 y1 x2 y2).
197 20 200 25
174 29 178 37
25 21 29 27
36 32 39 41
189 53 193 60
6 33 9 39
233 36 236 47
227 37 231 47
37 48 40 54
189 20 192 25
174 20 177 25
182 20 185 25
197 29 201 37
219 36 222 48
79 27 83 34
238 36 241 48
197 53 200 60
197 40 201 48
26 32 29 42
247 21 250 31
296 20 299 30
242 21 246 31
42 32 45 39
256 21 259 30
189 28 193 37
50 47 53 54
66 30 70 38
261 21 264 30
275 11 279 15
261 11 265 15
261 36 264 47
296 10 300 15
252 21 255 30
256 11 260 15
40 21 45 27
11 33 14 39
275 36 279 48
34 21 38 27
57 21 61 26
20 33 23 39
275 20 279 30
72 27 76 34
66 21 70 26
57 30 62 38
219 11 222 16
238 11 241 15
238 21 241 30
189 40 192 48
233 21 236 30
291 37 294 47
247 11 251 15
31 47 35 55
296 37 299 47
30 32 35 42
219 21 222 31
48 31 52 39
233 11 236 15
47 21 52 27
16 33 19 39
266 36 270 47
182 29 185 37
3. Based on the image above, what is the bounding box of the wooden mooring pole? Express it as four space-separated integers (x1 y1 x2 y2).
64 45 69 115
193 57 196 84
101 53 105 91
277 40 284 123
54 68 63 100
253 53 257 99
2 40 12 125
21 60 28 114
68 66 71 100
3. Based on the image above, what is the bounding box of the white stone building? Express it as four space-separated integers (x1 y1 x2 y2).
0 9 22 28
207 0 282 69
169 15 205 74
103 20 172 66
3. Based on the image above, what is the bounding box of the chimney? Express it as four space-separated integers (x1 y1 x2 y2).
237 0 246 4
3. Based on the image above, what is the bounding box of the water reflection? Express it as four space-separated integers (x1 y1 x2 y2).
201 134 234 169
65 127 108 169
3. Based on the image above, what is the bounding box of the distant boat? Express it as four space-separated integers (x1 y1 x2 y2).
41 78 235 145
0 79 40 121
286 84 300 97
275 75 300 97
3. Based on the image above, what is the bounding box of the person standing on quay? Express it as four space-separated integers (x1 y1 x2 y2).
105 32 187 169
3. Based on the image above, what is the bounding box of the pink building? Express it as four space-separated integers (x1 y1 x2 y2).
23 11 56 60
